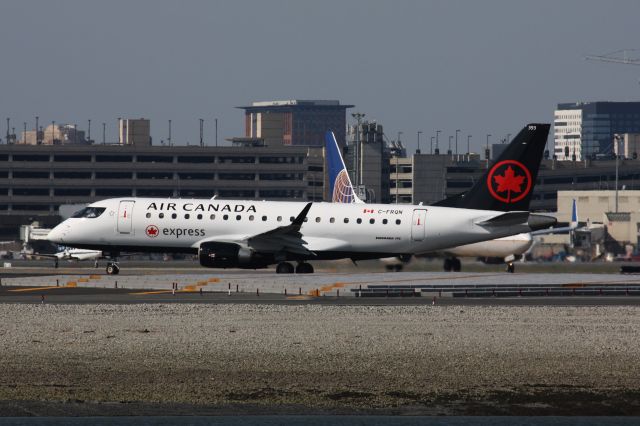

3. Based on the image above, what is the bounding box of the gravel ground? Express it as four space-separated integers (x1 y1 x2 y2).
1 304 639 415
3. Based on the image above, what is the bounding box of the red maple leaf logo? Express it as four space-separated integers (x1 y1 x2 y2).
493 166 525 203
486 160 532 204
146 225 159 237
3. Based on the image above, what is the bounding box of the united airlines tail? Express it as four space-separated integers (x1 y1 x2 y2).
325 131 364 203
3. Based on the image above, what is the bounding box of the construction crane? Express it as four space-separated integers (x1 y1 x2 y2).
585 49 640 85
585 49 640 66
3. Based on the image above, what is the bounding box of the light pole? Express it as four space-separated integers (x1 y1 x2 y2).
416 131 422 154
615 134 621 213
215 118 218 147
448 135 453 155
351 112 365 187
51 120 55 144
467 134 472 156
486 134 491 166
87 119 91 143
168 119 172 146
35 116 39 144
430 136 434 154
199 118 204 147
102 122 106 144
435 130 441 155
23 122 26 143
455 129 460 157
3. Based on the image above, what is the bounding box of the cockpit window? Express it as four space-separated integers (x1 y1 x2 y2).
71 207 106 219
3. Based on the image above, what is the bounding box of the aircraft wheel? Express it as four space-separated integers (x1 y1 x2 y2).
452 258 462 272
295 262 314 274
276 262 294 274
506 262 515 273
106 263 120 275
443 258 452 272
394 264 403 272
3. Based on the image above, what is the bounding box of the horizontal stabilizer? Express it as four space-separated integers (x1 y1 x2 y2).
476 211 530 227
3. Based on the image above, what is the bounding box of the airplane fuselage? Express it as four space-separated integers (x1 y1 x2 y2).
47 198 536 267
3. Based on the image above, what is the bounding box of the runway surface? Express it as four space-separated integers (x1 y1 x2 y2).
3 265 640 305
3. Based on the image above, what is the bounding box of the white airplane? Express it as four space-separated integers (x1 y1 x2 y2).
29 247 104 268
325 124 565 273
47 124 554 275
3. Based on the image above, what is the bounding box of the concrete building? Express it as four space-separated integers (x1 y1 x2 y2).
0 144 324 238
554 101 640 161
21 124 87 145
614 133 640 159
118 118 151 146
238 100 353 147
344 121 390 203
557 190 640 255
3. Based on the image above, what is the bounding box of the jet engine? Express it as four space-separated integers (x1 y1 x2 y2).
198 242 271 269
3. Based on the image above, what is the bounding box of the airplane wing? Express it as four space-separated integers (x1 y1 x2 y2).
28 253 60 260
246 202 315 256
531 199 578 235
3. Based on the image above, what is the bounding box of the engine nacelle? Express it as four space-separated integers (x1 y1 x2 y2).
198 242 271 269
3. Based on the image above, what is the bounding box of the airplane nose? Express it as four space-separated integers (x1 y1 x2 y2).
47 223 69 243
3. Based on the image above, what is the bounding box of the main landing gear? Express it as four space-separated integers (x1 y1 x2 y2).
106 262 120 275
276 261 314 274
506 262 515 273
443 257 461 272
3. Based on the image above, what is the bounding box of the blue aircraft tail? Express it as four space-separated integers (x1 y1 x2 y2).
325 131 364 203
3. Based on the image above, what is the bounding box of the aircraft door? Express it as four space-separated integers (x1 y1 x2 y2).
117 200 135 234
411 209 427 241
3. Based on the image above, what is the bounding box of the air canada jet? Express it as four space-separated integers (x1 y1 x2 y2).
325 124 563 272
47 123 555 275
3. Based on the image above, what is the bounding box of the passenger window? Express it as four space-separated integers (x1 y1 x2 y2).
382 218 388 225
236 215 241 221
249 215 254 221
262 215 267 221
159 213 165 219
303 217 308 222
146 213 151 218
356 218 362 224
223 214 228 220
396 219 401 225
197 214 202 220
344 218 349 223
277 216 282 222
315 217 321 223
330 217 335 223
369 218 375 224
185 214 190 219
171 213 177 219
290 216 295 222
210 214 215 220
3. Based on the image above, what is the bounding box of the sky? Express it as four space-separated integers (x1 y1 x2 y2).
1 0 639 153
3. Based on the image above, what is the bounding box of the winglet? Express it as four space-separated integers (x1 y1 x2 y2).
292 202 313 227
325 131 364 204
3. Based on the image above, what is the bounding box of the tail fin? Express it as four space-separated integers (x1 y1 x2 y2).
433 123 550 211
570 199 578 229
325 131 364 203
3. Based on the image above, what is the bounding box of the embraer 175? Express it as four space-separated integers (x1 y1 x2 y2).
325 126 576 273
47 123 555 275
